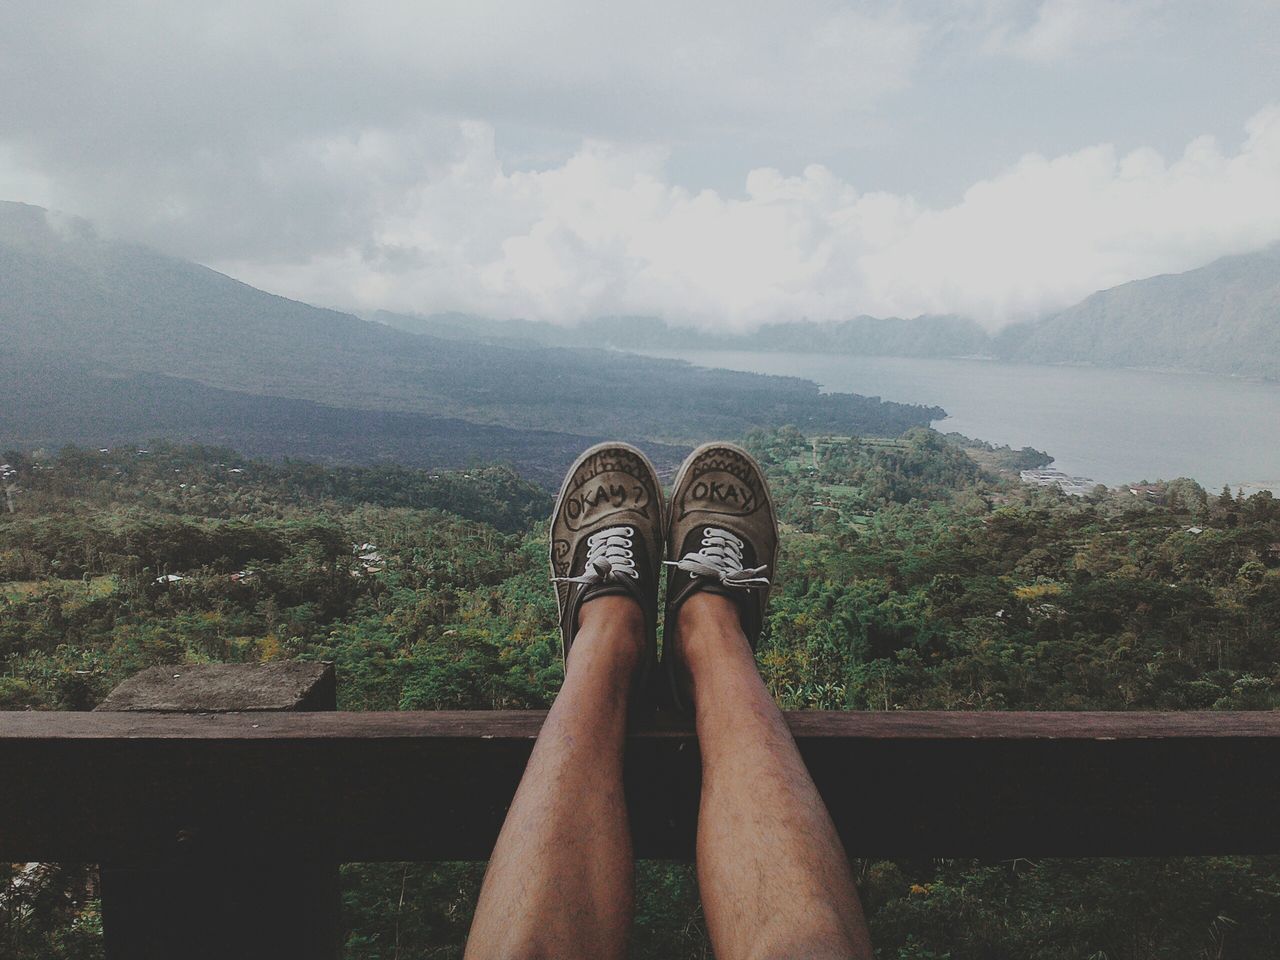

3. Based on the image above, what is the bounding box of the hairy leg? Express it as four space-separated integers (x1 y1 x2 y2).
465 596 643 960
678 592 873 960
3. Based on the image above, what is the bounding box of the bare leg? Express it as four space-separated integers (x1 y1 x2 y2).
677 592 874 960
465 596 643 960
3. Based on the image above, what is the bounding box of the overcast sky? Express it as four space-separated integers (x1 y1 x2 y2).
2 0 1278 329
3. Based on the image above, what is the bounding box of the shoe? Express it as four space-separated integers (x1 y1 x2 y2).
663 441 779 712
549 442 664 690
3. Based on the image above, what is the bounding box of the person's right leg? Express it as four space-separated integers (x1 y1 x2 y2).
676 591 874 960
467 442 666 960
465 595 643 960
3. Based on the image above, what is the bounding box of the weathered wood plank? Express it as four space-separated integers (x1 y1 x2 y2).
94 662 336 713
3 710 1280 861
9 708 1280 738
93 663 340 960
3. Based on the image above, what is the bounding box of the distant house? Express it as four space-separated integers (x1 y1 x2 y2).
1128 483 1166 503
1185 526 1205 535
154 574 184 584
1019 468 1096 498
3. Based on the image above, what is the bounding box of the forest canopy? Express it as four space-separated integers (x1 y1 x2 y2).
3 436 1280 958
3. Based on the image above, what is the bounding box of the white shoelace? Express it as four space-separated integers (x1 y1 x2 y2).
553 525 639 586
665 527 770 589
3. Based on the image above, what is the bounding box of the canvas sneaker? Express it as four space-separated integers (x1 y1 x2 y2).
550 442 665 688
663 441 779 711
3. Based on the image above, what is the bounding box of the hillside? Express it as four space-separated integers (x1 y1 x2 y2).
0 357 692 485
384 246 1280 382
0 202 943 474
5 439 1280 958
378 310 991 358
997 245 1280 378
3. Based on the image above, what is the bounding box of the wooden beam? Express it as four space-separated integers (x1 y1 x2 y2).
94 662 337 713
91 662 340 960
3 710 1280 861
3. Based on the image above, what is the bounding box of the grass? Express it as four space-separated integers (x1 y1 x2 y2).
2 576 119 603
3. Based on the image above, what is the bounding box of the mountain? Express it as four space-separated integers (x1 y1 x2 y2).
0 356 692 486
384 246 1280 381
0 202 943 476
376 310 991 358
996 245 1280 378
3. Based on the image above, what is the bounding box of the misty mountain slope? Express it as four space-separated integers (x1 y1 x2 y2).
997 245 1280 378
379 309 992 358
381 248 1280 381
0 202 942 447
0 357 690 484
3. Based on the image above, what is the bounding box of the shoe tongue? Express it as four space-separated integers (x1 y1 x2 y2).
579 528 649 576
569 531 649 602
681 527 756 570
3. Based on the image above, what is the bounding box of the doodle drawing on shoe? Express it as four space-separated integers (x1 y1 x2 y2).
549 442 665 693
664 442 779 711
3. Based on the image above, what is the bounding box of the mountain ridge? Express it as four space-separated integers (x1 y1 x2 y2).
996 244 1280 379
376 309 992 358
378 245 1280 380
0 201 943 476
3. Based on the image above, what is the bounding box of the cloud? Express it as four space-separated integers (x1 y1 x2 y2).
0 1 923 165
0 145 54 210
981 0 1165 62
208 106 1280 330
0 0 929 262
2 1 1277 330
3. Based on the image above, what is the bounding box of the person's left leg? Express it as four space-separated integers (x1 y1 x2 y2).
464 595 644 960
661 442 872 960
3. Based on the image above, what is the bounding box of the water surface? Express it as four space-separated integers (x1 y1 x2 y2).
645 351 1280 493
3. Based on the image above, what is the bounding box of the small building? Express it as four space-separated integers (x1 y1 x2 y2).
1019 468 1096 498
1128 483 1166 503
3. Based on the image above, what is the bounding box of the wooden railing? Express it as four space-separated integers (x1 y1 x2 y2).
4 663 1280 958
6 708 1280 863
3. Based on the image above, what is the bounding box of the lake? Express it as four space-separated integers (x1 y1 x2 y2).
644 351 1280 493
